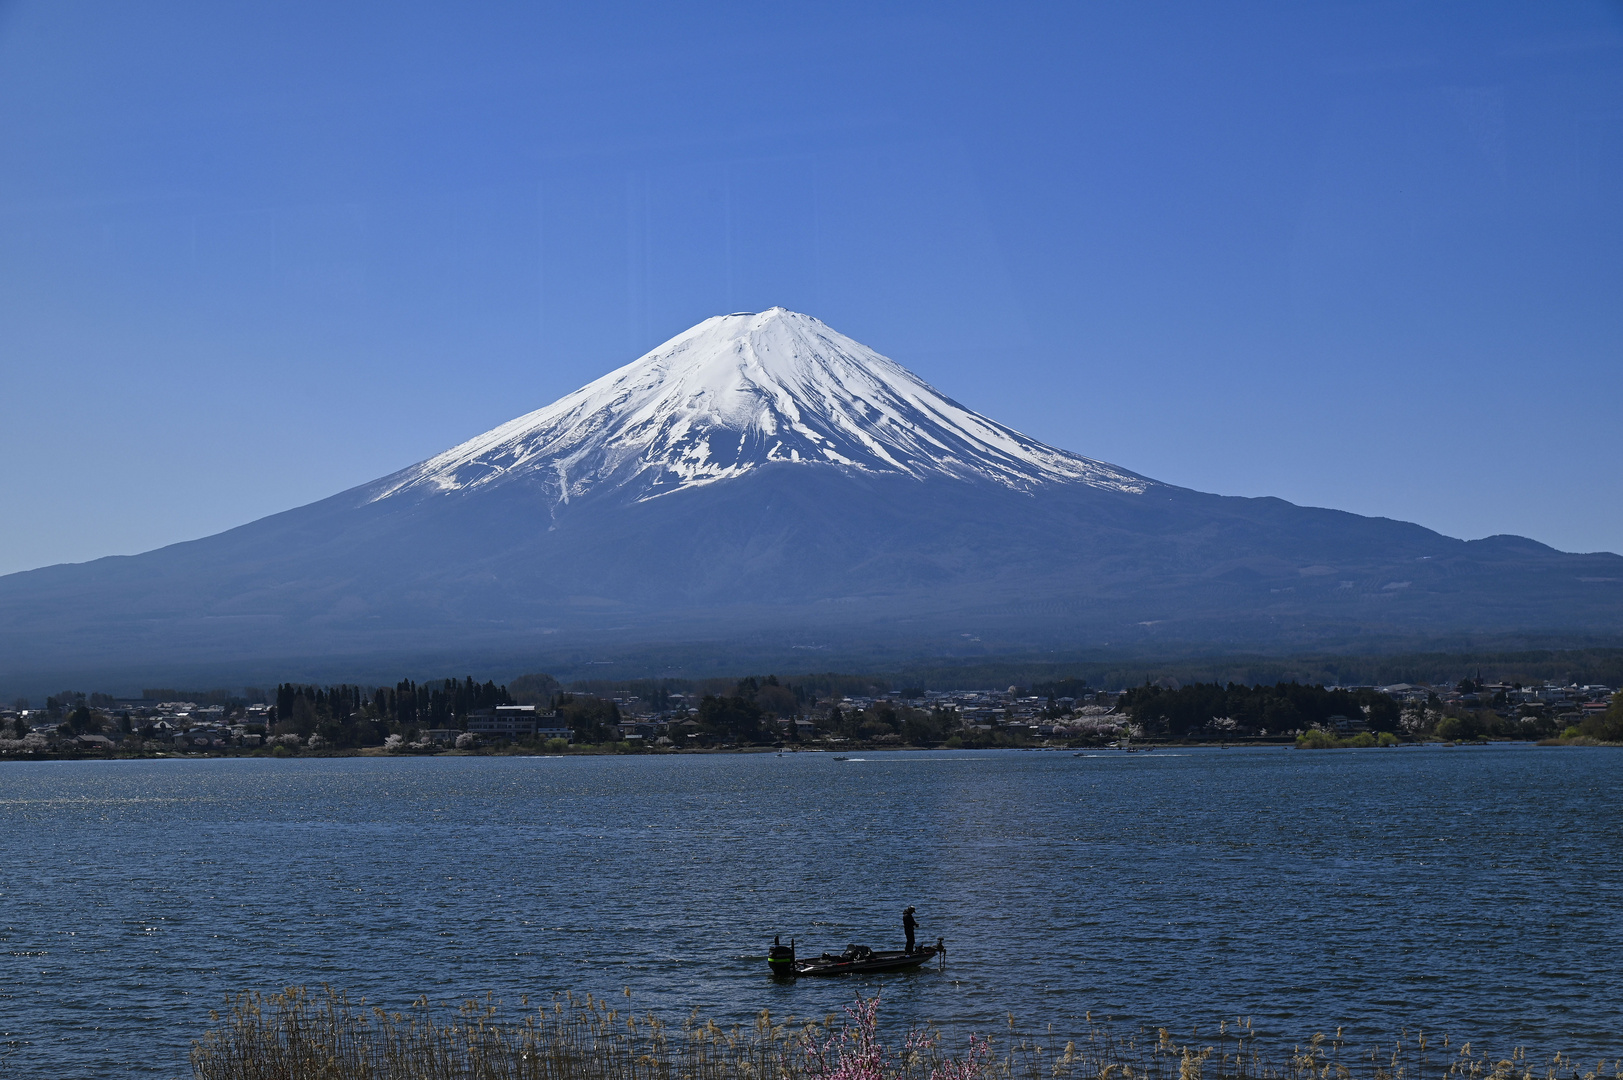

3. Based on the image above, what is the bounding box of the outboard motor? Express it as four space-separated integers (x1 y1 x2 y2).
768 935 796 977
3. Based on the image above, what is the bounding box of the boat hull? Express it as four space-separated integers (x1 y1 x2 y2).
791 947 938 976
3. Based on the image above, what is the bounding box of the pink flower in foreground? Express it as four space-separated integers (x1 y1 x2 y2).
806 995 988 1080
928 1035 991 1080
807 995 888 1080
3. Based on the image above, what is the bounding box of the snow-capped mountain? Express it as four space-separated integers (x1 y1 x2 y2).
1 307 1619 689
367 308 1151 507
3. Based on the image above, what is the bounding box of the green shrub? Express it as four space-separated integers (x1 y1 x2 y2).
1377 732 1399 747
1577 697 1623 741
1295 728 1339 749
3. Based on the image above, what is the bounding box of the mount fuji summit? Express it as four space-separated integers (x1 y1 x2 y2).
367 308 1151 506
1 308 1619 684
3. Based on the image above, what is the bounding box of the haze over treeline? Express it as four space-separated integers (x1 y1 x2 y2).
23 646 1623 713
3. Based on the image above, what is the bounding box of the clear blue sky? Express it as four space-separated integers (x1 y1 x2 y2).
2 1 1620 576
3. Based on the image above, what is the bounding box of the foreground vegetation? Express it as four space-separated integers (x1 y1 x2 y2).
191 986 1615 1080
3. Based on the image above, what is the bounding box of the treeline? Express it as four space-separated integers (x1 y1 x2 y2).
272 677 512 747
877 646 1623 694
690 676 809 744
681 676 966 746
1031 677 1090 699
535 645 1623 702
553 694 621 742
1122 681 1401 740
558 671 890 702
538 672 892 745
271 677 643 748
822 699 960 745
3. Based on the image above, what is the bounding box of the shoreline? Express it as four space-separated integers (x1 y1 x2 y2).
2 736 1607 763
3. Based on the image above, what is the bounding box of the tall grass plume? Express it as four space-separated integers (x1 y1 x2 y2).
190 986 1620 1080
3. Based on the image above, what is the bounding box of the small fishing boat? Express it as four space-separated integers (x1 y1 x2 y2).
768 937 943 977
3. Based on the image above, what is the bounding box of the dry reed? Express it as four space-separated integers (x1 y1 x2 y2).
189 986 1621 1080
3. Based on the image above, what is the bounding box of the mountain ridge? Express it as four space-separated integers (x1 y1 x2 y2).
0 308 1618 689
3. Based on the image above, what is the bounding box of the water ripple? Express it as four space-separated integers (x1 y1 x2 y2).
0 747 1617 1076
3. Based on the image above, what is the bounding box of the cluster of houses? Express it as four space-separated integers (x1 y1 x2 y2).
906 688 1128 741
1351 681 1616 721
0 698 276 752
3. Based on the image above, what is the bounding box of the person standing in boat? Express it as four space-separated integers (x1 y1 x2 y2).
902 906 918 952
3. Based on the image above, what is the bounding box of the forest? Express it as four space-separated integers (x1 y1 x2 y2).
1121 681 1401 740
269 677 513 747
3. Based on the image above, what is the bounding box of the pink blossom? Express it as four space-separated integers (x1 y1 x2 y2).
805 995 987 1080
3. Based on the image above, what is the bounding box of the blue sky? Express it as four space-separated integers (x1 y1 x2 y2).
1 1 1620 575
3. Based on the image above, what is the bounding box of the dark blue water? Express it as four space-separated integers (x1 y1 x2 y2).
2 746 1619 1078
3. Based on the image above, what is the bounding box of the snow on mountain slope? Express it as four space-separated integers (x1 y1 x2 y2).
368 308 1153 507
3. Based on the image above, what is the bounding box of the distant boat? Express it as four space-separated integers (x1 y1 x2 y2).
768 938 943 977
832 755 848 761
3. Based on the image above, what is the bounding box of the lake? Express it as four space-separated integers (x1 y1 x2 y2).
2 745 1619 1078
